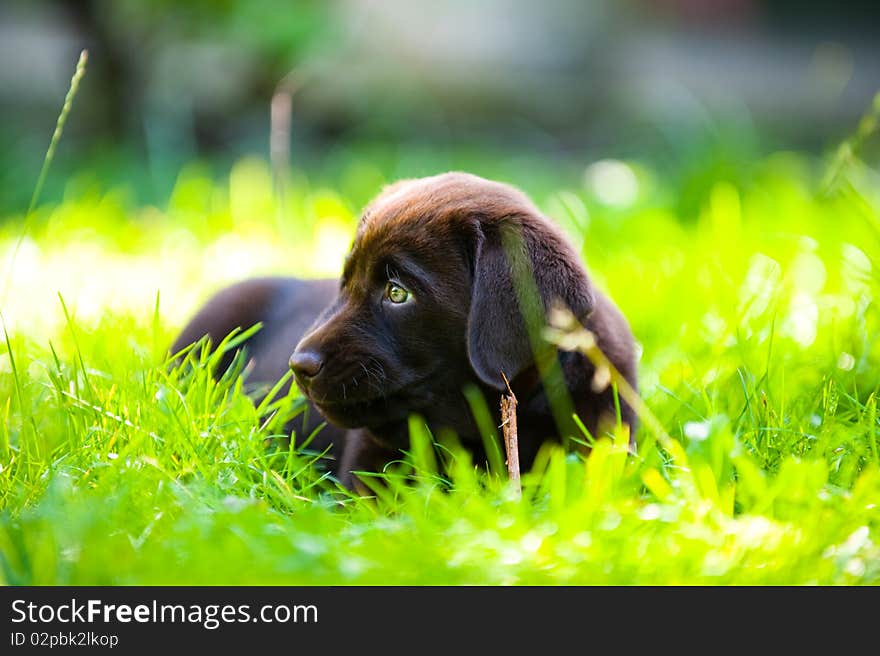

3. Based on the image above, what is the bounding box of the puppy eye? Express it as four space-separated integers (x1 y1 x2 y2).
385 282 411 304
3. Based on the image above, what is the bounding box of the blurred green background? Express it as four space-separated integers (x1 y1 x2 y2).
2 0 879 216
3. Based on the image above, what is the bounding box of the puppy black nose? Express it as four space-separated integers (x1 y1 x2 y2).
289 349 324 379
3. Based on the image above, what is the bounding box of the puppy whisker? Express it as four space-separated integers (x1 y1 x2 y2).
350 357 385 394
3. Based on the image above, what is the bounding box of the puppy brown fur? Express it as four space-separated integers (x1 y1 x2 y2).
172 172 637 488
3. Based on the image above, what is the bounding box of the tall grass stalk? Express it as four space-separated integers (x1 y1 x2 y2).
1 49 88 308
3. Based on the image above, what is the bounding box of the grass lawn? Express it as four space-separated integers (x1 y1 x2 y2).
1 148 879 585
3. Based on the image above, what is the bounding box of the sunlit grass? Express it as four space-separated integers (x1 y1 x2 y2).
1 151 879 584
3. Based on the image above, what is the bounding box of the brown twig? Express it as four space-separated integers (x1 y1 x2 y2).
270 90 292 178
269 69 309 221
500 371 521 498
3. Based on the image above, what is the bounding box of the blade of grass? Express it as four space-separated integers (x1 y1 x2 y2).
2 50 88 306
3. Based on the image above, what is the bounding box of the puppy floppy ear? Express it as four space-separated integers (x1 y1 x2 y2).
467 216 596 390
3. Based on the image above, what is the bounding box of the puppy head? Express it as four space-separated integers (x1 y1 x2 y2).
290 172 595 431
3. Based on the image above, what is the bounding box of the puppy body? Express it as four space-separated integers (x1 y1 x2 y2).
172 276 347 459
173 173 637 487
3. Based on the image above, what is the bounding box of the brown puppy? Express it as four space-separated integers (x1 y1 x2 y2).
173 172 637 488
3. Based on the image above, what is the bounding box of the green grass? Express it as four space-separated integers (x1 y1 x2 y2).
1 147 880 585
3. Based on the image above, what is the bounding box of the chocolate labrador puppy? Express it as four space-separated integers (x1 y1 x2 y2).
172 172 637 488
